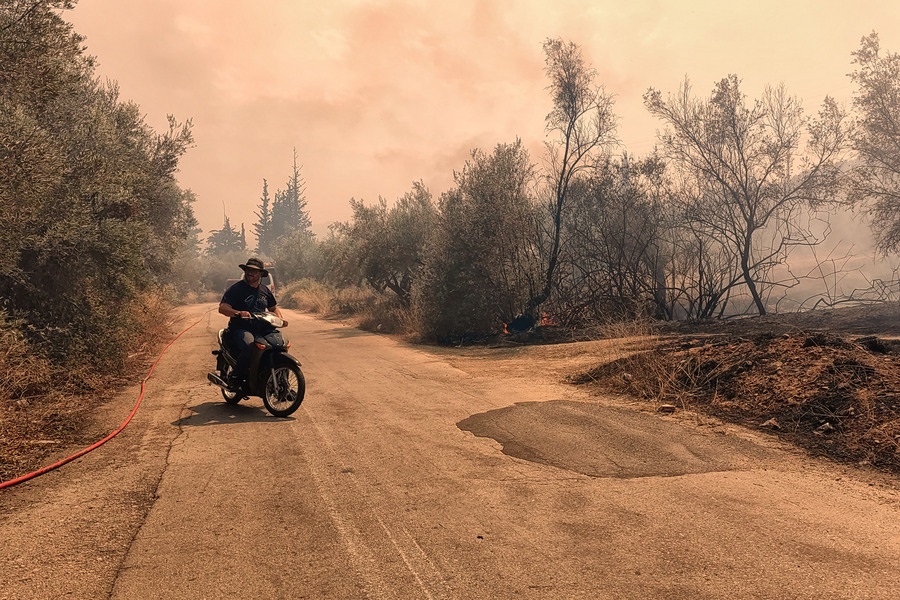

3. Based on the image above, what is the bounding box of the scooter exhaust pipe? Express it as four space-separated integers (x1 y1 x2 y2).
207 372 228 389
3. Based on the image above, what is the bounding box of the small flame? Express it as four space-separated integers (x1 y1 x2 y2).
539 312 559 327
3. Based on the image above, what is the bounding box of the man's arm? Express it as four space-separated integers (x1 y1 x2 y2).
219 302 248 319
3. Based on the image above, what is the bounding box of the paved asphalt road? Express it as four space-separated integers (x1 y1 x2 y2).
1 303 899 599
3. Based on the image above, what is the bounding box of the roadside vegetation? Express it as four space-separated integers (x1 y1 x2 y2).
4 1 900 481
0 1 197 479
273 34 900 343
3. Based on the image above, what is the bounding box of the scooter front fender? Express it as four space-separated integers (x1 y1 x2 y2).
247 349 301 395
272 351 301 369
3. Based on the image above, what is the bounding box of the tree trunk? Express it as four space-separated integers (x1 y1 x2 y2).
741 239 766 316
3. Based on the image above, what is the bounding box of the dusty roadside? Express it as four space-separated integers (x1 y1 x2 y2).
0 307 215 598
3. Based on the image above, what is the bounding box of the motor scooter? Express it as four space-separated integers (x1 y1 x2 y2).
207 312 305 417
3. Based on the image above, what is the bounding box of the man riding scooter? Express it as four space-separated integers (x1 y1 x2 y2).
219 258 288 390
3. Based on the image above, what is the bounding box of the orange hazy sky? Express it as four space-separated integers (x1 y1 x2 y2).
66 0 900 245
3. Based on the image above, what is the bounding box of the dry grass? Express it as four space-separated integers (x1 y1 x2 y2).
179 289 220 305
592 315 659 341
0 325 63 480
281 279 415 336
281 279 371 315
0 290 177 483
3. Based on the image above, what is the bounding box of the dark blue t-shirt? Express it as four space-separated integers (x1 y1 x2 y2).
221 280 276 330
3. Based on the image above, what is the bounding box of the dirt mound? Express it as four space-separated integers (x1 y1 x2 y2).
571 323 900 473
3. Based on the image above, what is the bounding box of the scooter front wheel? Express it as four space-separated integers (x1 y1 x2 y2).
263 365 305 417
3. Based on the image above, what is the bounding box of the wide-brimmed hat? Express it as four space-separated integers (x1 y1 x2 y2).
239 257 269 277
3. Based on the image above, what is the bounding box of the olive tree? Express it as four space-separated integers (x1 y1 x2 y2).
556 155 670 323
644 75 850 316
527 38 618 318
413 140 541 341
0 0 196 366
330 181 436 306
849 32 900 255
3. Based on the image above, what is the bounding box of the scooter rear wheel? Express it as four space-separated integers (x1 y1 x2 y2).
222 387 242 404
218 363 243 405
263 365 305 417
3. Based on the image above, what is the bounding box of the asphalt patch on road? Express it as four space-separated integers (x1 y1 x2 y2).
458 400 774 478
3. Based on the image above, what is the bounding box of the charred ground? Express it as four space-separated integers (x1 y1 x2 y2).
567 303 900 474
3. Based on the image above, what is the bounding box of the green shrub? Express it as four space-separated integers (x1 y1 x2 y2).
411 141 541 342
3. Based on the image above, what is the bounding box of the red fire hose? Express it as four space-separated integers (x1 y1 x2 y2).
0 311 208 491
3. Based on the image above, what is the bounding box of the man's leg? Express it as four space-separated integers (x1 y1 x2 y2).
229 329 255 386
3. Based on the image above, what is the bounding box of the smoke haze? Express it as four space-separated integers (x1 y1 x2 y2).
67 0 900 257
